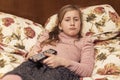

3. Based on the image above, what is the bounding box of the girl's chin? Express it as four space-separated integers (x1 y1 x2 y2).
68 33 78 37
70 32 78 35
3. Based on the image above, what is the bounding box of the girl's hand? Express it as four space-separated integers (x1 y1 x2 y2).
43 53 71 68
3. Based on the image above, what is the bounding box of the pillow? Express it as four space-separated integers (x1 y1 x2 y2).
45 14 58 32
89 37 120 80
0 12 44 78
81 4 120 40
82 37 120 80
0 12 44 52
45 4 120 41
0 49 25 78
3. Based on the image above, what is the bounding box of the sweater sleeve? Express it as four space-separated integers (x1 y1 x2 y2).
67 37 95 77
27 30 49 58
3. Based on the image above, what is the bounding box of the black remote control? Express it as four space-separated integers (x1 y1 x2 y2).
29 49 57 62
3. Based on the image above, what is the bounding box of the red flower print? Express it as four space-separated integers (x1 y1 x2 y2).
97 63 120 75
94 7 105 14
24 27 35 38
2 17 14 27
86 32 94 36
109 11 119 22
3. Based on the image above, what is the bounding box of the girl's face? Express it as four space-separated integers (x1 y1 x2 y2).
59 10 81 37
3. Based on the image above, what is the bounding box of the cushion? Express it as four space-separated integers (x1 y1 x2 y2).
45 14 58 32
0 12 44 78
0 12 44 52
90 37 120 80
82 36 120 80
45 4 120 41
81 4 120 40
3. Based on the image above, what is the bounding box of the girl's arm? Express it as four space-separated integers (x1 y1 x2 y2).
65 37 95 77
26 30 49 59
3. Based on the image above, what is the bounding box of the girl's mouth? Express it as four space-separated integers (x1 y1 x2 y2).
69 28 76 30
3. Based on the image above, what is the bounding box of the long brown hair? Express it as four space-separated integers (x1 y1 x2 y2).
42 4 82 46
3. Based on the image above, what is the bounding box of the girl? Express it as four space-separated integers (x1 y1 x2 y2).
1 4 95 80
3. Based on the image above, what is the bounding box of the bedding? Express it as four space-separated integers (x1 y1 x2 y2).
0 4 120 80
45 4 120 80
83 37 120 80
0 12 44 78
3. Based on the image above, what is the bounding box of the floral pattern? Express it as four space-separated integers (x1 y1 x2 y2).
2 17 14 27
0 12 44 78
81 4 120 41
24 27 36 38
88 37 120 80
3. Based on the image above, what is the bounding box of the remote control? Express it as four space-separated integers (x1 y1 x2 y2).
29 49 57 62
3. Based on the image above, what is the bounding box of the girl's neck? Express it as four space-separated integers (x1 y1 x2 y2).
59 32 79 39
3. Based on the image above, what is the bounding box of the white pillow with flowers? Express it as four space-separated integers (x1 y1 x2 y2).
81 4 120 40
0 12 44 78
0 12 44 53
82 36 120 80
89 37 120 80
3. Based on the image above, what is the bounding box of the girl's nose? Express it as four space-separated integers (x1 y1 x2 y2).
70 20 75 26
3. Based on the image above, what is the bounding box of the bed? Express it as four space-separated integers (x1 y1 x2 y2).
0 4 120 80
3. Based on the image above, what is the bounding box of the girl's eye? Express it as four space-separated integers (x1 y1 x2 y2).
65 19 70 21
74 18 79 21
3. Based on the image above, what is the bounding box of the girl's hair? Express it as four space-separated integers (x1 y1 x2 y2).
42 4 82 46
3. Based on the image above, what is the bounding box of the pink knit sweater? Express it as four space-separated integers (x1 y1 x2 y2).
29 31 95 77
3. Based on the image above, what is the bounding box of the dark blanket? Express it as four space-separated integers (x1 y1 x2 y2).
6 60 80 80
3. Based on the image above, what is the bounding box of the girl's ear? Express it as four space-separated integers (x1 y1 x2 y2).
58 24 62 30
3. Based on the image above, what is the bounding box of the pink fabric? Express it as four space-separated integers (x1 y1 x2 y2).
30 31 95 77
2 75 22 80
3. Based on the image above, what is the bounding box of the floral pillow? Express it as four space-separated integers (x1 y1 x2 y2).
45 4 120 41
81 4 120 40
89 37 120 80
0 12 44 53
82 36 120 80
45 14 58 32
0 12 44 78
0 49 25 77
